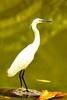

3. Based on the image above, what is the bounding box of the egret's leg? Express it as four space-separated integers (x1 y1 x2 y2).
19 70 22 87
22 70 29 92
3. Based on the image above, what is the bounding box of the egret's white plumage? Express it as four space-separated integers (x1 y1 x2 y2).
7 18 52 90
7 44 35 77
7 18 41 77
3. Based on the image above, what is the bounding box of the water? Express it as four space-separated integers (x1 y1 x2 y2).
0 96 36 100
0 0 67 100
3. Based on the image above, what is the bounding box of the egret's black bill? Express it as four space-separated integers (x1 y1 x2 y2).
42 20 53 22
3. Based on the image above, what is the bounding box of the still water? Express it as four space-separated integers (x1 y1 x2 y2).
0 96 36 100
0 0 67 100
0 32 67 100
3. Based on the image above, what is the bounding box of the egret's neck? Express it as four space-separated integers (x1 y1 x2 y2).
32 24 40 53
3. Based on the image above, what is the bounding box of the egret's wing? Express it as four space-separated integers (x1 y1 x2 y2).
7 44 34 77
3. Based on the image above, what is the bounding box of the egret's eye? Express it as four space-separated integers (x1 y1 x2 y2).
39 20 41 21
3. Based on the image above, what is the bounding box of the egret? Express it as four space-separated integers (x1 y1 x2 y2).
7 18 52 92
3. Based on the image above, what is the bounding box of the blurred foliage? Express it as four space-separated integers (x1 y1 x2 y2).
0 0 67 93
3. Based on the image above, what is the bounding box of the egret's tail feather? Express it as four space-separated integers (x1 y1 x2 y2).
7 68 15 77
7 68 12 77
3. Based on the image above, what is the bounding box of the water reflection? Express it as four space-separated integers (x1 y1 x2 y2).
0 96 36 100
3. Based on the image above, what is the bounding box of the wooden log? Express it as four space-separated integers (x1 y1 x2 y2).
0 88 67 100
0 88 41 97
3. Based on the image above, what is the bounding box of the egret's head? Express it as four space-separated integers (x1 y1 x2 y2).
30 18 52 27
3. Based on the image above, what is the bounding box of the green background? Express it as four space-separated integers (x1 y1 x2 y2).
0 0 67 96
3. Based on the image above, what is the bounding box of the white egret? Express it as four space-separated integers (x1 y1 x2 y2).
7 18 52 92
